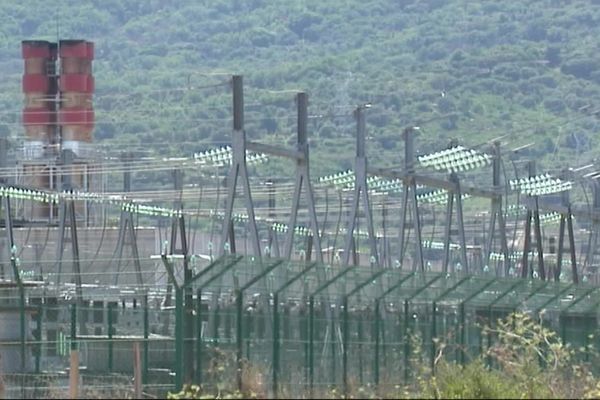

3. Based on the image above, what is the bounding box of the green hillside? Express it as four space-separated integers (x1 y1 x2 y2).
2 0 600 175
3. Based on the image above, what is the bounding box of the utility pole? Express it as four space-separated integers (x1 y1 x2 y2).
113 152 143 287
439 139 469 274
399 127 424 271
56 149 84 332
485 141 510 276
342 104 378 267
219 75 261 258
521 160 545 280
556 169 578 283
283 92 324 264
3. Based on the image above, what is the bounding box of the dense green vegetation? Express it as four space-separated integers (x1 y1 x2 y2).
2 0 600 174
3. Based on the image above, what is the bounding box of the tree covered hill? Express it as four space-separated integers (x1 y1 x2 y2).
2 0 600 174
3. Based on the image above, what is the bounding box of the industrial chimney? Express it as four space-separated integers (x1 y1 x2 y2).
22 40 57 158
58 39 94 156
21 39 95 221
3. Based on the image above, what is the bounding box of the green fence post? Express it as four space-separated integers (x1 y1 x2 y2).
309 297 315 396
485 280 526 367
35 304 42 373
403 299 410 384
374 300 380 386
487 306 493 368
430 276 472 370
459 302 466 365
108 303 114 372
236 289 243 391
330 311 336 389
273 293 280 398
19 291 25 371
175 287 184 391
9 246 26 372
196 289 203 384
143 295 149 385
271 261 320 396
70 303 77 350
431 301 437 373
358 312 364 386
342 297 349 397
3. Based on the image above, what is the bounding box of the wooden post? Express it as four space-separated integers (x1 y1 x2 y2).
69 350 79 399
133 341 142 398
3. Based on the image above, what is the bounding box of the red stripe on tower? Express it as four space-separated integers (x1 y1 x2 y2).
58 39 94 155
21 40 57 156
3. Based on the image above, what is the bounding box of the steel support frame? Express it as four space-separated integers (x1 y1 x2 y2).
113 209 144 286
220 75 261 258
441 172 469 274
342 106 378 266
485 141 510 276
0 194 27 370
398 128 424 271
169 211 194 384
521 161 546 280
283 92 324 264
556 169 578 283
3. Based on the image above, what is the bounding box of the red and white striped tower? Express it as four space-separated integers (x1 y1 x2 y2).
58 39 94 156
21 41 58 219
22 40 57 157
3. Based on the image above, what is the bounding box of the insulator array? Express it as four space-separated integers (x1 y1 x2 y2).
418 145 492 173
509 174 573 196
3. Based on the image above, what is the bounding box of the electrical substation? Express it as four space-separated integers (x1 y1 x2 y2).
2 39 600 397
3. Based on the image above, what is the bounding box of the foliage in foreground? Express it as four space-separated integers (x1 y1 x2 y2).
168 312 600 399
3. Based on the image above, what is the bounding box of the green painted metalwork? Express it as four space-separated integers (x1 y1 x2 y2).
12 255 596 394
192 255 244 386
456 279 498 364
70 303 77 350
272 262 319 397
534 283 575 314
235 260 284 390
143 295 149 385
373 272 416 385
342 268 392 395
308 265 359 394
174 287 184 391
35 304 41 374
195 290 203 383
560 287 598 344
108 302 114 372
431 276 471 371
403 274 444 380
187 255 242 288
